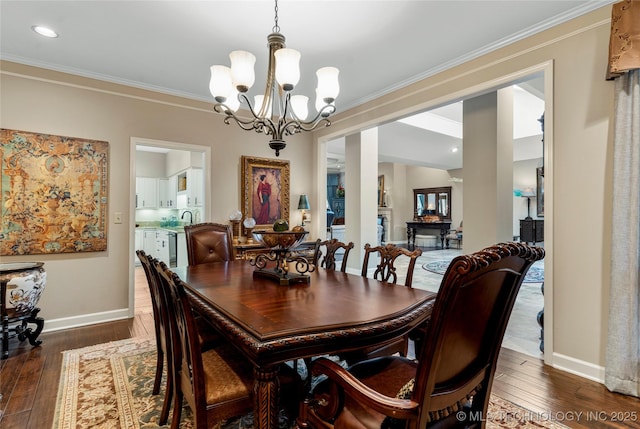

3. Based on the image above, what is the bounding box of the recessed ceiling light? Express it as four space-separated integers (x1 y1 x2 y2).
32 25 58 38
451 147 459 153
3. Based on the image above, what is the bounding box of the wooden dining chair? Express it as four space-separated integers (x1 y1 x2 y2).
361 242 423 287
298 242 545 429
136 250 176 424
339 243 423 364
312 238 355 272
184 222 235 265
138 250 223 424
155 261 302 429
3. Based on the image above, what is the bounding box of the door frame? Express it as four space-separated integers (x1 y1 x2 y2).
128 137 211 317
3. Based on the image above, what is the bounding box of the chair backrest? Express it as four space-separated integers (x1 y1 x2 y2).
155 260 207 420
184 222 235 265
312 238 354 272
361 243 422 287
136 250 170 356
413 242 544 427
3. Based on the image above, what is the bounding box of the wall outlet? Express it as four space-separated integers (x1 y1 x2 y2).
114 212 123 224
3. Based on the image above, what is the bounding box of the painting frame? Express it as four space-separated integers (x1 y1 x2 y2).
378 175 385 207
536 167 544 217
241 156 290 231
1 128 109 255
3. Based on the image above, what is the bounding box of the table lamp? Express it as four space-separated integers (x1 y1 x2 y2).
521 188 536 220
298 194 310 226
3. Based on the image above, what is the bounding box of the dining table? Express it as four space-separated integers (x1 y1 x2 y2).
173 260 436 429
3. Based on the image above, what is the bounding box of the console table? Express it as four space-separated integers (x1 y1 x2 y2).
406 221 451 249
520 219 544 244
1 262 46 359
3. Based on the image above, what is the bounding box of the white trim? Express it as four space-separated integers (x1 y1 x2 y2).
553 352 605 384
43 309 130 333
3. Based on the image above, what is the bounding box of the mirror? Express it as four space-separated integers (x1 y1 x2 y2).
413 187 451 220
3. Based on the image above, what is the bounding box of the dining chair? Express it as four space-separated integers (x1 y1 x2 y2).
184 222 235 265
155 260 302 429
361 242 423 287
312 238 354 272
298 242 545 429
339 243 423 364
136 250 176 423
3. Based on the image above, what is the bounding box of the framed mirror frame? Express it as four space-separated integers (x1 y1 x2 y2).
413 186 452 221
536 167 544 217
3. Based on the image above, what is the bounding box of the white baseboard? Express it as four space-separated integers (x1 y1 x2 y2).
552 352 605 384
43 308 131 333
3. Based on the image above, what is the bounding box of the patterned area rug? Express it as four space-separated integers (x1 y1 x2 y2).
423 260 544 283
52 336 565 429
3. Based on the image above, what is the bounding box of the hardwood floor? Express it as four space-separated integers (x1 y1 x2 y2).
1 273 638 428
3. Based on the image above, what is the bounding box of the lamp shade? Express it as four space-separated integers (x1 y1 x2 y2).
521 188 536 197
316 67 340 103
229 50 256 92
298 194 310 210
290 95 309 120
275 48 301 91
209 65 233 102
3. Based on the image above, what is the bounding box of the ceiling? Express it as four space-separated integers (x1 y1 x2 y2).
1 1 613 168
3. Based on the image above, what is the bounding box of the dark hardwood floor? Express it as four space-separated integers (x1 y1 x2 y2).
1 271 638 428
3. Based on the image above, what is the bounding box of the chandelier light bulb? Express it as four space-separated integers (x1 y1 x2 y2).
209 65 233 102
316 67 340 103
290 95 309 120
274 48 301 91
229 50 256 92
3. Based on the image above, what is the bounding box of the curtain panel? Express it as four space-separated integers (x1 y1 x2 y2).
606 1 640 398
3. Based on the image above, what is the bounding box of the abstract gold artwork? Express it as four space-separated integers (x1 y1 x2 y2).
1 129 109 255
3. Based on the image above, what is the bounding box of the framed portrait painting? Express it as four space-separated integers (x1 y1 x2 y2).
241 156 290 230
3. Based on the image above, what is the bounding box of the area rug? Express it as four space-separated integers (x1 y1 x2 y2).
423 260 544 283
53 336 566 429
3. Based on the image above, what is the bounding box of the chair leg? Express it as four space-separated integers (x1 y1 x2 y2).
159 361 173 425
170 389 183 429
153 348 163 395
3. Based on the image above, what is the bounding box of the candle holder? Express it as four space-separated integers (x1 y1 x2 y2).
245 227 255 243
249 230 314 285
230 219 241 244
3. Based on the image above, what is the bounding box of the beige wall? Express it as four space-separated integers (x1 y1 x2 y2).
0 63 314 326
314 6 614 379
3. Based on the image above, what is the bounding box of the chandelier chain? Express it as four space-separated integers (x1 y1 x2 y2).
272 0 280 33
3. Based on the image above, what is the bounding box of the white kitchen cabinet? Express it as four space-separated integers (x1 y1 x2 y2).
155 230 171 265
158 176 177 208
143 229 158 257
136 177 158 209
190 168 204 207
176 168 204 208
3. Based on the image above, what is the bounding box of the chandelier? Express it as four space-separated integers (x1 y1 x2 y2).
208 0 340 156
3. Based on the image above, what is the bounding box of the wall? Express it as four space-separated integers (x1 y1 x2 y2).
313 6 614 379
0 62 314 328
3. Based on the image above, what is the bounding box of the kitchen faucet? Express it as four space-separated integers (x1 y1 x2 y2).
181 210 193 225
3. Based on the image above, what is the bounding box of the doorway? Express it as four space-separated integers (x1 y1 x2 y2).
129 137 211 316
317 62 553 362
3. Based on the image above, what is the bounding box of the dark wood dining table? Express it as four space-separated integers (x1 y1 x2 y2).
173 260 436 429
